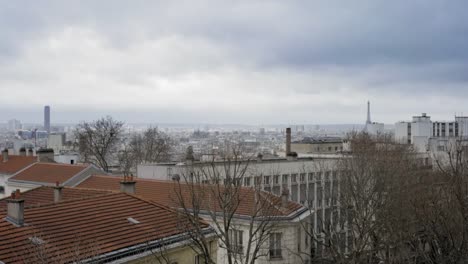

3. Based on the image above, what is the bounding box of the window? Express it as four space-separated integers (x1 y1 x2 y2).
273 175 280 185
255 176 262 185
282 174 289 184
0 186 4 194
229 229 244 254
300 173 306 182
291 174 297 183
317 172 322 181
308 172 314 181
243 177 251 186
269 233 283 259
264 175 270 185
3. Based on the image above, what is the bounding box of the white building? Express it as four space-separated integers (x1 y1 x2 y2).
47 133 66 152
395 113 468 152
138 155 350 257
7 119 22 131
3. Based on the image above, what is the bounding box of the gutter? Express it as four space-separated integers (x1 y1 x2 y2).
80 227 215 263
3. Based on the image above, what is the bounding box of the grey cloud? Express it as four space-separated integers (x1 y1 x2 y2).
1 0 468 124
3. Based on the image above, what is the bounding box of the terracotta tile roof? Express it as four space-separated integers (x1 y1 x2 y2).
0 155 37 174
0 192 207 264
0 186 112 213
77 175 304 217
8 163 89 184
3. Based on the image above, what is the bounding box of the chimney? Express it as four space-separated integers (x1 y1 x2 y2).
19 147 26 157
286 128 291 156
185 146 195 165
281 188 289 208
6 189 25 226
36 148 54 162
120 175 136 194
53 182 63 203
2 149 8 162
256 153 263 162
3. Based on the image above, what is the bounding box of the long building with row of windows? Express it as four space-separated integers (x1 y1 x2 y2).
137 153 349 259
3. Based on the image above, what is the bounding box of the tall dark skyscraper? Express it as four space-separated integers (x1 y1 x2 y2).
44 105 50 133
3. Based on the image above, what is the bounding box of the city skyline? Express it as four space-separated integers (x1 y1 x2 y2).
1 1 468 124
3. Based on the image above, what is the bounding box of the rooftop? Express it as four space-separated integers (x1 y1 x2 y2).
0 191 208 263
0 186 112 213
0 155 37 175
8 163 90 184
77 175 304 218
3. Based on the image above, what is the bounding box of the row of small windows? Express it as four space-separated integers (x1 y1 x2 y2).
243 171 340 187
433 122 459 137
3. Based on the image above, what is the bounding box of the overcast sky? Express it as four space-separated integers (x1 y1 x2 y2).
1 1 468 125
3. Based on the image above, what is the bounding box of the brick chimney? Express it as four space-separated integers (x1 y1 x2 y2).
285 128 291 156
120 175 136 194
2 149 8 162
6 189 25 226
53 182 63 203
281 188 289 209
19 147 26 157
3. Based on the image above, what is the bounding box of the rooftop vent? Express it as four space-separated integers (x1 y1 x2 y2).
127 217 140 224
29 236 45 245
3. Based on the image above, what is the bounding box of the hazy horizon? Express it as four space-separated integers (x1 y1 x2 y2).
1 1 468 124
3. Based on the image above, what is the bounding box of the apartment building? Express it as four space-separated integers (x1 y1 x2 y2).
77 175 312 263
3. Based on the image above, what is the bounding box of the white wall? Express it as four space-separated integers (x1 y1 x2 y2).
395 122 410 144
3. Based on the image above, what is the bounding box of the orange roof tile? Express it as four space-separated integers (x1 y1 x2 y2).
77 175 304 217
0 192 208 263
9 163 89 184
0 186 112 213
0 155 36 174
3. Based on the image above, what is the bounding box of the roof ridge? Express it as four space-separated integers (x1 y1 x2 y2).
22 192 119 210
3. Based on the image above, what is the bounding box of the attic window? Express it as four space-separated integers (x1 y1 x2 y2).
127 217 140 224
29 236 45 245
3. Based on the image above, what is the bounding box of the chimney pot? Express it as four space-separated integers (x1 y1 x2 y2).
6 190 25 226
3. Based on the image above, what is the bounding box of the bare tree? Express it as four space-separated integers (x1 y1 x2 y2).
74 116 124 172
297 132 422 264
118 127 173 175
171 144 284 264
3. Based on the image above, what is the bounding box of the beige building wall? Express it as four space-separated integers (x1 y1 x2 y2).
128 239 217 264
291 142 343 154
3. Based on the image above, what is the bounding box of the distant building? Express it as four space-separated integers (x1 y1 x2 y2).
395 113 468 153
291 137 343 154
44 105 50 133
7 119 22 131
47 133 66 152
